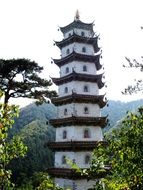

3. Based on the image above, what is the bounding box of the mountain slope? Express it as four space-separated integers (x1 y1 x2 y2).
9 103 56 185
102 99 143 131
9 99 143 185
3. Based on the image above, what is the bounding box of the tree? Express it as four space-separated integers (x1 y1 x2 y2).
0 90 27 189
86 107 143 189
0 58 57 104
31 172 63 190
122 57 143 95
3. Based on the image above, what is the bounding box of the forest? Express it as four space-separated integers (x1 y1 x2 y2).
2 99 143 189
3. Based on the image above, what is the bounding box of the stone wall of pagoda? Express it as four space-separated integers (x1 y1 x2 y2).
57 103 101 118
64 29 93 39
58 81 99 96
55 126 103 141
61 43 94 57
55 178 96 190
48 15 107 190
60 61 97 77
55 151 91 168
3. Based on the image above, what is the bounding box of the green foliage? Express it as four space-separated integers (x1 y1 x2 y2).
0 58 57 104
32 172 63 190
0 90 27 189
14 172 63 190
88 107 143 189
8 99 143 188
8 103 56 186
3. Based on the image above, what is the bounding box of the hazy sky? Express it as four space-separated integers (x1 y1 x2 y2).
0 0 143 106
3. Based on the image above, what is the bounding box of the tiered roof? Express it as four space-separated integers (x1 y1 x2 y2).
47 140 107 151
60 20 94 33
50 116 107 128
52 51 102 70
47 167 108 179
51 93 106 107
55 32 100 53
51 71 104 88
48 17 108 181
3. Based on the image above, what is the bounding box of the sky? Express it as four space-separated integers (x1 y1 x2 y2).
0 0 143 107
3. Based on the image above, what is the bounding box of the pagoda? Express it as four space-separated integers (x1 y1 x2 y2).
48 11 107 190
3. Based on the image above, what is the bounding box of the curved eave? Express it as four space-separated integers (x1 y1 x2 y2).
52 72 104 88
47 140 107 151
49 116 107 128
53 51 102 70
60 20 94 33
52 94 106 108
55 33 100 53
47 167 108 179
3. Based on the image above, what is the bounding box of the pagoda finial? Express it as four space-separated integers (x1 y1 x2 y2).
75 10 80 21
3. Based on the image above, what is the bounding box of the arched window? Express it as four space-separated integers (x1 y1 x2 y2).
83 85 89 92
64 108 68 115
84 129 90 138
84 107 89 114
82 47 86 53
63 130 67 139
85 155 91 164
68 33 71 37
64 87 68 94
83 65 87 72
62 155 66 164
72 159 76 164
81 31 85 37
65 67 69 74
66 48 70 55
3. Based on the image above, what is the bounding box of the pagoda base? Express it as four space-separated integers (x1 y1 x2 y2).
55 178 98 190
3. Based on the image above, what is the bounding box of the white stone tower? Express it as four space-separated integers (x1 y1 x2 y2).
48 12 107 190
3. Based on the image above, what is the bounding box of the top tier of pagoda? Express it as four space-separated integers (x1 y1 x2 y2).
52 12 101 71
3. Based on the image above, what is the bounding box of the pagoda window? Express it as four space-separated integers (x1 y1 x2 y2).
83 65 87 72
84 129 90 138
72 159 76 164
85 155 91 164
84 107 89 114
63 130 67 139
62 155 66 164
81 31 85 37
64 87 68 94
82 47 86 53
64 108 68 116
83 85 89 92
66 48 70 55
65 67 69 74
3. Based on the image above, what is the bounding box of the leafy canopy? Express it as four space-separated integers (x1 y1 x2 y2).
0 58 57 104
88 107 143 190
0 90 27 189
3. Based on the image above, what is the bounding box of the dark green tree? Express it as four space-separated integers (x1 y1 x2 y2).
0 58 57 104
0 90 27 189
87 107 143 189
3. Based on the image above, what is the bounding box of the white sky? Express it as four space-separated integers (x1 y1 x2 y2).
0 0 143 107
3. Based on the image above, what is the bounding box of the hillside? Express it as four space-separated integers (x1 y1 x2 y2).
12 99 143 135
9 99 143 185
102 99 143 131
9 103 56 185
10 103 57 136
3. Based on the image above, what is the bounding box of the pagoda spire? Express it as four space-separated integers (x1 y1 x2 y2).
75 10 80 20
